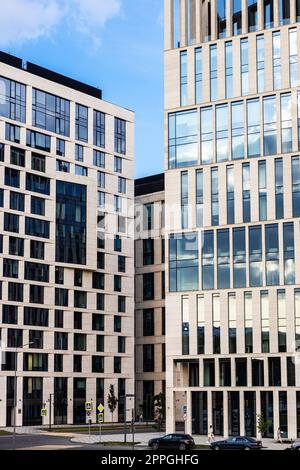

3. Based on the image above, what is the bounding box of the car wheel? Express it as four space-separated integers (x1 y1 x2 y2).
152 443 159 451
179 443 186 451
244 446 251 451
213 445 221 451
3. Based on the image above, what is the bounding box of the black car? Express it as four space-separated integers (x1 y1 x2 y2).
148 433 195 451
291 440 300 450
210 436 262 451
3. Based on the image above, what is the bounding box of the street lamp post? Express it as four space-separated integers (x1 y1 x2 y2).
13 341 35 451
120 394 135 444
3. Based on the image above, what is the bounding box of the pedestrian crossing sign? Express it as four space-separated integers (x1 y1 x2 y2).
98 413 104 424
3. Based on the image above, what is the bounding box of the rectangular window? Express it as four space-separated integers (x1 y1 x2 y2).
278 290 286 352
265 224 279 286
283 222 295 285
181 171 188 229
201 107 213 164
75 144 84 162
281 93 292 153
75 104 88 142
5 167 20 188
26 173 50 195
0 143 4 162
295 289 300 352
6 123 20 143
249 226 263 287
217 229 230 289
261 291 270 353
213 294 221 354
143 345 154 372
4 213 19 233
211 168 219 226
0 76 26 122
56 160 69 173
182 295 189 355
25 217 49 239
264 95 277 156
289 29 298 88
26 130 51 152
259 160 267 221
269 357 281 386
233 227 246 288
248 0 258 31
93 110 105 148
143 273 154 301
196 169 203 227
247 98 260 157
245 292 253 353
143 239 154 265
56 181 86 265
279 0 290 25
241 38 249 96
180 51 187 106
216 104 228 162
169 232 199 292
243 163 251 222
10 147 25 167
233 0 242 35
195 48 202 103
9 237 24 257
2 305 18 324
227 166 235 225
32 89 70 136
232 101 244 160
197 295 205 354
210 45 218 101
202 231 214 290
264 0 274 28
217 0 226 38
229 293 237 353
56 138 65 156
114 117 126 154
10 192 24 212
225 42 233 99
143 309 154 336
273 32 281 90
292 156 300 217
256 35 265 93
275 158 284 219
169 109 198 168
114 156 122 173
93 150 105 168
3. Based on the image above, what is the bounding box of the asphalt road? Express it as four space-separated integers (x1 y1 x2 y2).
0 433 151 451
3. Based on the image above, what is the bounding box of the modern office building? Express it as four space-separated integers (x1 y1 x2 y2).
0 51 135 426
134 174 166 420
164 0 300 439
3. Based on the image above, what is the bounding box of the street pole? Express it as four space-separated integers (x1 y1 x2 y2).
124 395 127 443
13 346 17 451
49 393 54 430
132 408 135 451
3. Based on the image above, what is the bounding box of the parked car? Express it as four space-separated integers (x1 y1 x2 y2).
210 436 262 451
148 433 195 451
291 440 300 450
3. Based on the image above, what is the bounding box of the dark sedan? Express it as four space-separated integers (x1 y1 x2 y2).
291 440 300 450
148 433 195 451
210 436 262 451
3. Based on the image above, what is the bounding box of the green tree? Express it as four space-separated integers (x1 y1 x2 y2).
107 385 118 423
257 413 272 439
153 392 166 430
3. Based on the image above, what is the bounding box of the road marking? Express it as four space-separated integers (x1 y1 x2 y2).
17 445 82 451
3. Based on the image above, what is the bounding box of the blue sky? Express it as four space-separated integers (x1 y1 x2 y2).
0 0 164 178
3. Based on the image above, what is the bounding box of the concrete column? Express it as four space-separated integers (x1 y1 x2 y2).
239 391 245 436
166 389 175 433
274 0 279 27
180 0 188 47
67 378 73 424
256 390 261 439
223 391 229 438
242 0 248 34
195 0 202 44
165 0 174 50
287 389 297 440
273 391 280 439
226 0 232 37
186 390 192 434
257 0 264 30
211 0 217 41
207 390 213 431
290 0 296 23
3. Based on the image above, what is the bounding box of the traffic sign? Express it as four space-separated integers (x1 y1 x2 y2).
98 403 104 413
86 411 91 417
98 413 104 424
41 408 47 417
85 401 93 412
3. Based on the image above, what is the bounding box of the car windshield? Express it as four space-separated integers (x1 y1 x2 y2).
226 437 237 442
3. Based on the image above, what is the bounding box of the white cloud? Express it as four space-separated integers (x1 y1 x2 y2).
0 0 122 49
